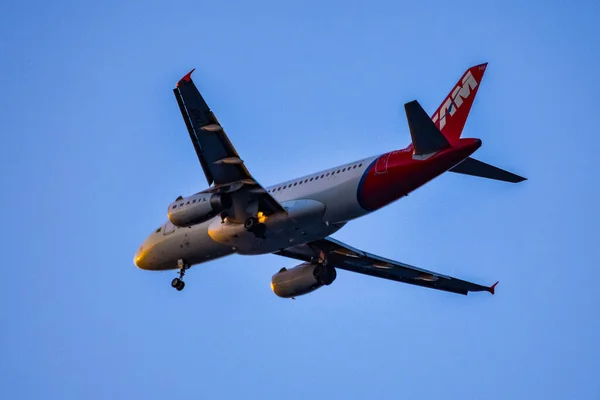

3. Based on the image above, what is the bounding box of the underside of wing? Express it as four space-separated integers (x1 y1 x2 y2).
276 237 497 295
173 70 286 219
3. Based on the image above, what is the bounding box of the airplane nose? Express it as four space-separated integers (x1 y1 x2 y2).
134 246 149 269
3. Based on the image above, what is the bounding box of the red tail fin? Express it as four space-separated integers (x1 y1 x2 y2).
432 63 488 143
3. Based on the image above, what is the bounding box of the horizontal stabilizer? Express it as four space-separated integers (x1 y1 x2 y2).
405 100 450 156
450 157 526 183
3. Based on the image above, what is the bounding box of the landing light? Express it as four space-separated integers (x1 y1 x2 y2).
258 211 267 223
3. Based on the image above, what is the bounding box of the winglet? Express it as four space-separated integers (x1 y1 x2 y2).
488 281 499 295
176 69 196 87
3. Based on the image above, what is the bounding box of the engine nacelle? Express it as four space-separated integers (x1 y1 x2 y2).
271 263 337 298
168 193 232 227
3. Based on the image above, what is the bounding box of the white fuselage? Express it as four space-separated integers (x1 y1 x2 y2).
134 156 377 271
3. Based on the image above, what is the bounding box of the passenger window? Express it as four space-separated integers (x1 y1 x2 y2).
336 170 340 174
172 205 177 209
294 182 297 186
304 179 308 183
359 163 363 167
193 199 196 203
310 178 313 182
320 174 324 178
326 173 330 177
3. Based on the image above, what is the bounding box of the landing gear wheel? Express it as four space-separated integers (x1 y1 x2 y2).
245 217 266 238
171 278 185 291
244 217 258 230
171 259 189 291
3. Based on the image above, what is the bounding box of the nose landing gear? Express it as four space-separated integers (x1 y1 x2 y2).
171 278 185 291
171 259 189 291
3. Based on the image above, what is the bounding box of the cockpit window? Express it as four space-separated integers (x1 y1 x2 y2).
163 221 176 235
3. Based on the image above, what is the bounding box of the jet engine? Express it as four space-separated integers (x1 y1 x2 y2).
168 193 232 227
271 262 337 298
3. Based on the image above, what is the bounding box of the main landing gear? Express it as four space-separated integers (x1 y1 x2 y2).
244 216 267 239
171 259 189 291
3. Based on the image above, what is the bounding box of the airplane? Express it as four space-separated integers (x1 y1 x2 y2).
134 63 526 298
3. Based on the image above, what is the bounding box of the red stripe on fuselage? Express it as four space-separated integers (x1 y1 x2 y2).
357 138 482 211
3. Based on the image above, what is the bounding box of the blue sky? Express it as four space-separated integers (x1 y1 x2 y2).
1 0 599 398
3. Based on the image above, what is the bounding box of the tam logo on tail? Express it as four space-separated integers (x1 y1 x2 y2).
433 70 479 131
430 63 487 143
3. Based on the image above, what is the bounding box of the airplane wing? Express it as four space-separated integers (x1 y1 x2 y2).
275 237 497 295
173 70 286 218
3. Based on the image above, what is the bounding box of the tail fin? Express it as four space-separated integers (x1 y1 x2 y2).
432 63 488 143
